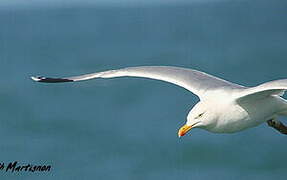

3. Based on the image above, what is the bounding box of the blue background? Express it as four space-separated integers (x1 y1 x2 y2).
0 0 287 179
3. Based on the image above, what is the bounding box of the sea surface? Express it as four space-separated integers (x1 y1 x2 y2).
0 1 287 179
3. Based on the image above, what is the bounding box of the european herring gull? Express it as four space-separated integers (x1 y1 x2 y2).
31 66 287 137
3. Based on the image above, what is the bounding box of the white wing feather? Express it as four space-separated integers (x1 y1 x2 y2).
236 79 287 102
31 66 245 99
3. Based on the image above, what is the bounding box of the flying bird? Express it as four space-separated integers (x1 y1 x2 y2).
31 66 287 137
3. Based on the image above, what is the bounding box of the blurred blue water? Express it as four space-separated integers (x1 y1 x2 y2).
0 1 287 179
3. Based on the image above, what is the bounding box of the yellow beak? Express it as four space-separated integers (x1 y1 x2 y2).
178 124 193 138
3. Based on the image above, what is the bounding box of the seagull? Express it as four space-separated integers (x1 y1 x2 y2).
31 66 287 137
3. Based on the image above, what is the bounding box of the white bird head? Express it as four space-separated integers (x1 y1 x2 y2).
178 101 217 137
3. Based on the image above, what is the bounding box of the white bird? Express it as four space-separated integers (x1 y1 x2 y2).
31 66 287 137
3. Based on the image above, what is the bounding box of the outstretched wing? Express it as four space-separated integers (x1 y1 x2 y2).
31 66 244 99
236 79 287 102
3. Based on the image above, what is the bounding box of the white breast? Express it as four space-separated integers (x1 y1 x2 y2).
206 96 284 133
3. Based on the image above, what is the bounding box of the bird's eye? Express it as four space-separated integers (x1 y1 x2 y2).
196 113 204 119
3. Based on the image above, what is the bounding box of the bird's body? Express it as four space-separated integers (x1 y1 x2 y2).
198 96 287 133
31 66 287 136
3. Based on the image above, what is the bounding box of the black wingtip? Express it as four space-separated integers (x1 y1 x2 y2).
31 76 74 83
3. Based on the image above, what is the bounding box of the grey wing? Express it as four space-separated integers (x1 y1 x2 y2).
236 79 287 102
31 66 244 99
